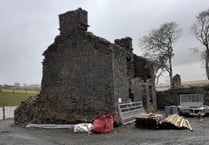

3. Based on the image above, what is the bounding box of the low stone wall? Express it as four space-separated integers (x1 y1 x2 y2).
156 86 209 110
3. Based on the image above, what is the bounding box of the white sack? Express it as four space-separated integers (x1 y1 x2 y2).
73 123 93 133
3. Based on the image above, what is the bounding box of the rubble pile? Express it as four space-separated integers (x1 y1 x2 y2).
14 96 38 125
160 114 193 131
135 113 193 131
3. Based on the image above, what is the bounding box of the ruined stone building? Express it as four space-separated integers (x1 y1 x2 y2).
14 8 157 125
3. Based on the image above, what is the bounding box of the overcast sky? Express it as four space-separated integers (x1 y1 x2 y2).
1 0 209 85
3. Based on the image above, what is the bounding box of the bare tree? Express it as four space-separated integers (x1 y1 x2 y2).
140 22 182 86
191 9 209 79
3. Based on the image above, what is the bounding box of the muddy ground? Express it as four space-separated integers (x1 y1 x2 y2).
0 116 209 145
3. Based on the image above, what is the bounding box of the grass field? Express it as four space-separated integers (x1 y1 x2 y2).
0 89 39 107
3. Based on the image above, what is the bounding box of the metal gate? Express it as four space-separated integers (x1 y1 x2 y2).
118 101 144 125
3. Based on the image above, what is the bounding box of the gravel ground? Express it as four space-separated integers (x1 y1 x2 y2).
0 116 209 145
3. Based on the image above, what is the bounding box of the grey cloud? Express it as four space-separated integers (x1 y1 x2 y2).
1 0 209 85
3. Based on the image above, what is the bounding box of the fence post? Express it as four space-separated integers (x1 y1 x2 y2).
3 106 5 120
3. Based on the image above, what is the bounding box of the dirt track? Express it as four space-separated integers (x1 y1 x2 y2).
1 117 209 145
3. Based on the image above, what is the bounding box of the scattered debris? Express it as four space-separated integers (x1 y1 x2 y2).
73 123 93 134
135 113 163 129
160 114 193 131
26 123 93 134
26 114 115 134
135 113 193 131
26 123 74 129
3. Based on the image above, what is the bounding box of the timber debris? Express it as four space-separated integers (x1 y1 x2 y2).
135 113 163 129
160 114 193 131
135 113 193 131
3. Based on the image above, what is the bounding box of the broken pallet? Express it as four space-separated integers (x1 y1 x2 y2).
135 113 163 129
160 114 193 131
135 113 193 131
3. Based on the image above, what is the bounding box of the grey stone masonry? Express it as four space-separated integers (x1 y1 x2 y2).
15 8 129 124
172 74 182 87
115 37 157 112
14 8 157 125
59 8 89 36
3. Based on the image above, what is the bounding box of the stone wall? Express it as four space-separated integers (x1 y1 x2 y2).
59 8 88 36
112 45 129 104
131 78 143 102
15 8 129 124
133 55 157 112
133 55 155 81
115 37 134 80
172 74 181 87
40 32 120 123
114 38 157 112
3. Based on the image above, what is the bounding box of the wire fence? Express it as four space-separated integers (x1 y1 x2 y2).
0 106 17 120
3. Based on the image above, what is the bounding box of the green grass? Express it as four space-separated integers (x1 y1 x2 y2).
0 91 38 107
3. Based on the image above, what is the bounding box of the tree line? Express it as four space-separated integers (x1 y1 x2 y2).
140 9 209 87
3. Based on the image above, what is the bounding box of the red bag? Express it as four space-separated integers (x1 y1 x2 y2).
93 114 114 133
